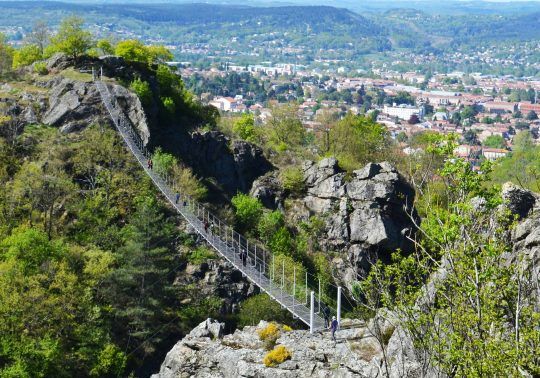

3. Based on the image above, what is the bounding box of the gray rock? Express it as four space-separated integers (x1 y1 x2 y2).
250 172 283 210
152 319 388 378
502 182 536 219
298 160 417 289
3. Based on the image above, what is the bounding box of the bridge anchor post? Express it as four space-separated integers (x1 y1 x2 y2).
309 291 314 334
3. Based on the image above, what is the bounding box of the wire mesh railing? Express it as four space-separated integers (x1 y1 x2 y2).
95 79 340 331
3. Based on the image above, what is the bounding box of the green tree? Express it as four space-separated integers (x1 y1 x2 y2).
267 104 306 151
232 114 256 142
0 33 14 75
49 16 93 61
483 134 506 149
12 44 42 68
231 193 263 232
129 77 153 107
526 111 538 121
96 39 115 55
115 39 148 63
237 294 293 327
328 113 390 172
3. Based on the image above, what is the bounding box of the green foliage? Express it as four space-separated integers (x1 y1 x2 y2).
482 134 506 149
96 39 115 55
526 110 538 120
161 96 176 114
0 32 14 75
129 77 152 107
280 166 305 195
258 210 285 244
237 294 293 328
491 131 540 191
152 147 177 177
49 16 93 60
328 113 390 172
268 226 295 257
33 62 48 75
115 39 152 64
172 164 207 200
12 44 42 69
267 104 306 152
231 193 263 232
187 245 216 264
232 113 256 142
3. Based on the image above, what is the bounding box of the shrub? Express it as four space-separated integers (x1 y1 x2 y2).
231 193 263 232
172 164 207 200
282 325 293 332
152 147 177 177
33 62 48 75
161 96 176 114
232 114 256 142
237 294 294 328
263 345 292 367
130 78 152 107
258 322 280 350
187 246 216 264
12 44 42 69
280 166 305 195
258 211 285 244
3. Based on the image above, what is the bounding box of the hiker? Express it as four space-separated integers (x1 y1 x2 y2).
322 305 331 328
330 316 339 343
175 192 180 204
204 221 209 233
241 249 247 267
183 199 187 207
147 159 153 170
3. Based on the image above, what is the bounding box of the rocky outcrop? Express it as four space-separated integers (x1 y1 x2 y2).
175 259 257 314
296 158 417 290
250 172 284 210
153 318 424 378
502 182 537 220
39 77 150 141
174 131 273 196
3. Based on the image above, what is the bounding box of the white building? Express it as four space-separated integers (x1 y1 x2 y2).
383 104 424 120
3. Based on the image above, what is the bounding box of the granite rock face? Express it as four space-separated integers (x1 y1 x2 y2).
176 131 273 196
152 317 426 378
298 158 417 290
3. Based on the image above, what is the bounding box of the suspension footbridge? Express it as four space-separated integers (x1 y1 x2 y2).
94 78 342 332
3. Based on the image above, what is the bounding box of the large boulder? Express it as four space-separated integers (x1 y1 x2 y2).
299 159 417 290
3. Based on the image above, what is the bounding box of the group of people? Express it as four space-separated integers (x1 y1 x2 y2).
322 305 339 342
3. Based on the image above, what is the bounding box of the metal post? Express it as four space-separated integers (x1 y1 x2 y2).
318 278 321 314
293 266 296 309
305 272 308 305
310 291 315 335
337 286 342 330
281 259 284 302
271 254 274 287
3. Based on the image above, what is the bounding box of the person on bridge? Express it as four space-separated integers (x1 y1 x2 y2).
175 192 180 204
241 249 247 267
147 159 153 170
204 221 209 233
322 305 331 328
330 316 339 343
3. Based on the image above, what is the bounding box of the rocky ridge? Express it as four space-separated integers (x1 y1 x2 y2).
152 317 422 378
254 158 417 291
